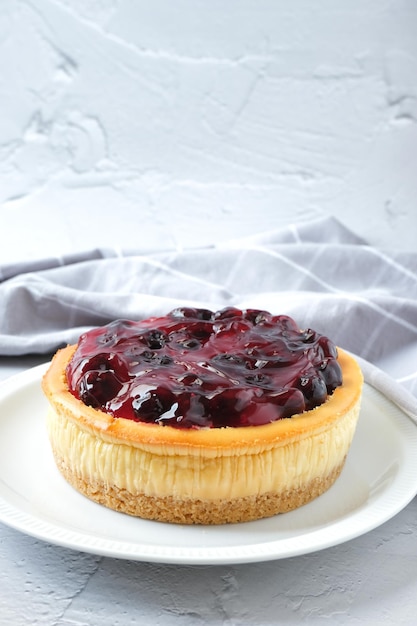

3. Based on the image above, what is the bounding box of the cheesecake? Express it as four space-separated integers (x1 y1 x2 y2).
42 307 363 524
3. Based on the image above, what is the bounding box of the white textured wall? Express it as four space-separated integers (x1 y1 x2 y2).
1 0 417 262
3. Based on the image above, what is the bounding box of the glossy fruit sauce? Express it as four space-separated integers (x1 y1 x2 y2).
66 307 342 429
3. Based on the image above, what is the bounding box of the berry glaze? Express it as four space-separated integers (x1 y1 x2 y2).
66 307 343 429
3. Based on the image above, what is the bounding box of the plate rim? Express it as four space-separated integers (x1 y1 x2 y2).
0 361 416 565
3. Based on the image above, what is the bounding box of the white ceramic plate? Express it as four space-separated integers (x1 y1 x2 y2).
0 363 416 565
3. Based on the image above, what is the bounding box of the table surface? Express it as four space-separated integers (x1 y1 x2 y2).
0 357 416 626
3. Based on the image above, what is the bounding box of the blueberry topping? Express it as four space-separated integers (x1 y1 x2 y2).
244 309 271 325
78 370 124 408
144 329 168 350
95 319 135 347
67 308 343 429
214 307 243 320
245 372 272 387
170 307 213 321
296 369 328 410
177 338 201 350
132 386 177 423
320 358 343 392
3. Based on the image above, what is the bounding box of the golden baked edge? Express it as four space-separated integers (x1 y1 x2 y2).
42 345 363 524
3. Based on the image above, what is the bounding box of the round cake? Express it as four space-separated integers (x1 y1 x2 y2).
42 307 363 524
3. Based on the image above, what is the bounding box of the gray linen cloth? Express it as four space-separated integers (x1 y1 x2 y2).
1 216 416 420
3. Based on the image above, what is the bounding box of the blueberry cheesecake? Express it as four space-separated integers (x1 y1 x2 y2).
42 307 363 524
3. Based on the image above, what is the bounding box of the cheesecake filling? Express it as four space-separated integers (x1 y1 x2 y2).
66 307 343 429
46 399 359 501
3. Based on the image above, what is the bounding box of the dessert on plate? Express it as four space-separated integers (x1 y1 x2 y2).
42 307 363 524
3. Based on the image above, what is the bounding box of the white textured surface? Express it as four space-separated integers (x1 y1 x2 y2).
1 1 417 624
1 0 417 261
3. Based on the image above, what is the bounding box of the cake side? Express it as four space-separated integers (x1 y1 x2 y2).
46 395 359 503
